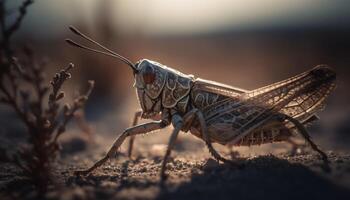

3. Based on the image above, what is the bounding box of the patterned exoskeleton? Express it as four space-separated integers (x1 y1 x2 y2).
67 26 336 181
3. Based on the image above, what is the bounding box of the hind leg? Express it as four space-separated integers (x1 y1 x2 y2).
282 114 330 171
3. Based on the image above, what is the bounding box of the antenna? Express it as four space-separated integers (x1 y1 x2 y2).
66 26 137 72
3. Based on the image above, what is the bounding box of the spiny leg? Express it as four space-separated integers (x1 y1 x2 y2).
287 117 317 156
282 115 330 169
75 120 168 176
159 109 243 182
159 108 200 181
159 109 201 182
127 110 142 158
160 115 183 182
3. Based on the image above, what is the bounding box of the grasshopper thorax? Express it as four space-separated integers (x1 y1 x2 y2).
134 59 194 118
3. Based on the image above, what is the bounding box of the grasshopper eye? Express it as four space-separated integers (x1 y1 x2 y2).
143 65 156 84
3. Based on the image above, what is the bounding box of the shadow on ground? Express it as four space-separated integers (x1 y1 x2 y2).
61 154 350 200
157 156 350 200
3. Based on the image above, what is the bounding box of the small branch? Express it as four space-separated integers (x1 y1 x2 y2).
4 0 34 40
0 0 95 195
52 80 94 145
46 63 74 131
49 63 74 105
1 0 34 86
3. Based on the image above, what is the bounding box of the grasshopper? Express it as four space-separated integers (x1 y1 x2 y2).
66 26 336 181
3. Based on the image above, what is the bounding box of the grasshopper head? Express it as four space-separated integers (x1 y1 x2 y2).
66 26 165 118
134 59 167 118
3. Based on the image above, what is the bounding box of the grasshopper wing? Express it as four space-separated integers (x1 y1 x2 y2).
197 66 335 123
192 79 295 145
243 66 336 122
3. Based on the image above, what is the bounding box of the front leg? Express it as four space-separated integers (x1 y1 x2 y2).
128 111 163 158
127 110 142 158
75 120 168 176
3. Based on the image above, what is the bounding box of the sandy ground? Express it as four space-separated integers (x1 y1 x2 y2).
1 132 350 200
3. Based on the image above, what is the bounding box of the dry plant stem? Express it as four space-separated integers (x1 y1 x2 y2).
52 80 95 145
0 1 34 131
0 0 95 195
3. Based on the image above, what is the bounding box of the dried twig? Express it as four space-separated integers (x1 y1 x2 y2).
0 0 95 195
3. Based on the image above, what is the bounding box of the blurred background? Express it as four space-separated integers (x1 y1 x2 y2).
3 0 350 154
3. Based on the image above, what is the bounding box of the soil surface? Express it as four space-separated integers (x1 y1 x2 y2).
1 133 350 200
